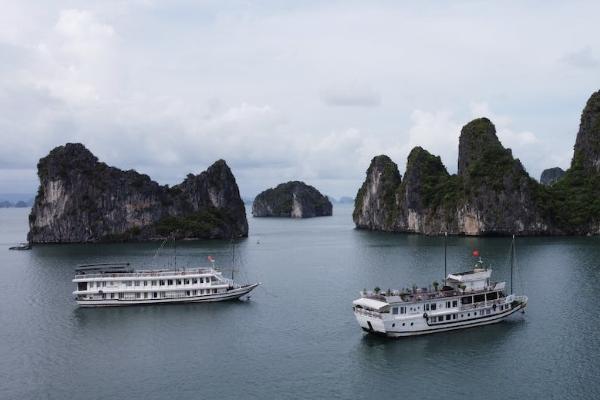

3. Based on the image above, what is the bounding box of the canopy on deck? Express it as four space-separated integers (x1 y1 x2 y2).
353 298 389 311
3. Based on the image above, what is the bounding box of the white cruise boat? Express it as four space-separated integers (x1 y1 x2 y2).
73 263 259 307
353 238 527 337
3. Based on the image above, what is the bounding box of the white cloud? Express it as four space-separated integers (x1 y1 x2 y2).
320 82 381 107
470 102 539 147
0 2 598 197
560 46 599 69
403 110 461 173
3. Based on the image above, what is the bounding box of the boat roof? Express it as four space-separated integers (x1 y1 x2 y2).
352 298 389 311
447 268 491 282
75 263 133 273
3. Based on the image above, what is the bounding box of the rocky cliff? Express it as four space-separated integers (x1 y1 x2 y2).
353 90 600 236
540 167 565 185
253 181 332 218
28 144 248 243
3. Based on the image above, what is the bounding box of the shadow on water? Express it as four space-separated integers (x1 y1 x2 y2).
71 298 256 327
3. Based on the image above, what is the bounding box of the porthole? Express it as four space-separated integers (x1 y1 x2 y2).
410 322 414 326
392 323 395 327
402 323 405 326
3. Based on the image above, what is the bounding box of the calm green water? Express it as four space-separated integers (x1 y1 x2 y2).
1 206 600 399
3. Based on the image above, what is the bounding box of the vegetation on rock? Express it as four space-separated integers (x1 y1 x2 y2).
353 90 600 235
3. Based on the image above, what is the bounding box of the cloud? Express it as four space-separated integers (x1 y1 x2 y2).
560 46 599 69
0 2 597 197
470 102 539 147
320 82 381 107
403 109 461 172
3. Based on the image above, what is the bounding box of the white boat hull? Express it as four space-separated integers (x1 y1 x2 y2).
355 298 527 338
76 284 259 307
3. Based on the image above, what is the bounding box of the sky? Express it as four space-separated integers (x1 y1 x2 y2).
1 1 599 199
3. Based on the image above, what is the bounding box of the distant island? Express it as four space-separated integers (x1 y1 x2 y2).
540 167 565 186
0 200 32 208
252 181 332 218
28 143 248 243
328 196 354 204
353 89 600 236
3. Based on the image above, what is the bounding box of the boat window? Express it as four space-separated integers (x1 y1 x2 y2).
152 280 157 286
177 279 182 285
110 293 115 299
192 278 198 284
446 315 451 321
184 279 189 285
200 278 204 284
452 314 457 320
446 301 451 308
159 280 165 286
153 292 157 298
425 304 429 311
392 307 398 315
452 300 457 307
134 281 140 286
474 294 485 303
135 293 140 299
461 296 473 304
467 313 470 317
430 303 437 311
118 293 124 299
167 280 173 286
400 307 405 314
486 292 498 301
143 281 147 286
126 281 132 287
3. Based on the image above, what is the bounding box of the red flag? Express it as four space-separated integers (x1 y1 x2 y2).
208 255 215 262
472 249 480 257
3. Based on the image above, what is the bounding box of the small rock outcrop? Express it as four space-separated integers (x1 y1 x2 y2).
540 167 565 185
252 181 332 218
28 143 248 243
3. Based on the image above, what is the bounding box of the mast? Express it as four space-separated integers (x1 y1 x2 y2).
231 238 235 281
510 234 515 294
443 232 447 285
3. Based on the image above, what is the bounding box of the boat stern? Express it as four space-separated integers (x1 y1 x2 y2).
352 297 389 334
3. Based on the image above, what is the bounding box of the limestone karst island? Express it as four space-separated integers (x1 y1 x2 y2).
24 90 600 242
28 143 248 243
353 90 600 236
252 181 332 218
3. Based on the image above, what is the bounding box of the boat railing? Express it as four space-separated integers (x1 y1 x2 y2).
74 268 219 279
354 308 382 319
361 284 504 303
459 298 507 311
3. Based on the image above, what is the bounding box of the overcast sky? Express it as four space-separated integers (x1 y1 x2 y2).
1 1 599 199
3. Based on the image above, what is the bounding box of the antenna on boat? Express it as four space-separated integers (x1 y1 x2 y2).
443 232 447 285
173 234 177 271
510 234 515 295
231 237 235 281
